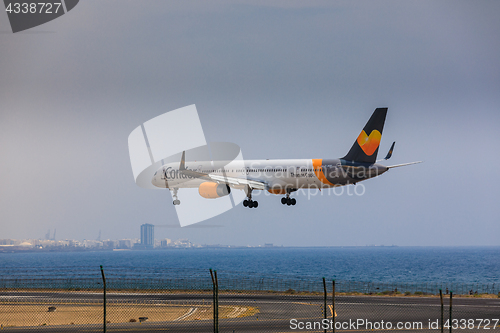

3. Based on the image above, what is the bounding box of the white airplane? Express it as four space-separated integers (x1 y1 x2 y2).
152 108 421 208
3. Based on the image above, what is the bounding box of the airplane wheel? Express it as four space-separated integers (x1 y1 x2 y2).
291 198 296 205
281 197 286 205
248 200 254 208
286 198 291 206
173 200 180 205
253 201 258 208
243 200 248 207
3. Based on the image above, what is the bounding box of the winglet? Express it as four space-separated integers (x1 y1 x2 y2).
384 141 395 160
179 151 186 171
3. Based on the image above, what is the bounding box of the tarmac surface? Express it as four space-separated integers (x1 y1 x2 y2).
1 291 499 332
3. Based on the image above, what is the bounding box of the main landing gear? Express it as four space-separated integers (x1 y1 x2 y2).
243 199 258 208
171 188 180 205
281 192 296 206
243 185 258 208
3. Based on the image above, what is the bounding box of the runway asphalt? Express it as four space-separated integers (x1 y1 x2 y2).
1 291 498 332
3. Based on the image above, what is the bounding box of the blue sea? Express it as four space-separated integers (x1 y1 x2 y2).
0 247 499 286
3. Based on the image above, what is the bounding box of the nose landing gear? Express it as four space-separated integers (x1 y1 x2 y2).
171 188 180 205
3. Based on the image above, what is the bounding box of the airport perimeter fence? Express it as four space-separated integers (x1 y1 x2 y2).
0 266 499 332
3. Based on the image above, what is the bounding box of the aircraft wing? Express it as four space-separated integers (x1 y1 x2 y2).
208 174 267 190
177 168 212 181
178 151 267 190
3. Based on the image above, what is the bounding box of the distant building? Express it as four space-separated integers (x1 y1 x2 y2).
102 240 116 249
160 239 171 248
0 239 16 245
118 239 132 249
141 224 155 248
172 238 191 248
82 240 103 248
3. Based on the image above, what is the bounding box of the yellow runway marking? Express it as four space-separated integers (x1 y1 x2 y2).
328 304 337 317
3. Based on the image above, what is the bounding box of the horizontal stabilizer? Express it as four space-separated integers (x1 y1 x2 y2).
377 141 396 162
387 161 422 169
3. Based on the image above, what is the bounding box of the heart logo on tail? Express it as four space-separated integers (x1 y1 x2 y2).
357 130 381 156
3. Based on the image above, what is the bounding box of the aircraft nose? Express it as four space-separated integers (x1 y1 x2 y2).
151 169 163 188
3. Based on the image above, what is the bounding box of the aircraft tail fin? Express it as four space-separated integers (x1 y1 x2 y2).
342 108 388 164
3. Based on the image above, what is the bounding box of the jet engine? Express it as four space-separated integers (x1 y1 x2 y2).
198 182 231 199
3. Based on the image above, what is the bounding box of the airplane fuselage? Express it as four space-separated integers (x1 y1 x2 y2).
152 158 389 192
147 108 420 208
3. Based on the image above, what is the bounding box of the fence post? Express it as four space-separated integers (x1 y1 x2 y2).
439 289 443 333
100 265 106 333
449 291 453 333
209 269 217 333
332 280 336 333
210 269 219 333
215 270 219 332
323 277 327 333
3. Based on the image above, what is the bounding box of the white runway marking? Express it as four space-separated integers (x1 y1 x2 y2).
174 307 197 321
228 306 247 318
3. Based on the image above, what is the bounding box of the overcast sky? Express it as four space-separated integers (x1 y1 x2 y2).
1 0 499 246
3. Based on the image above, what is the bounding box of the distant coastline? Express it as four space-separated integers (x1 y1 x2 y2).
2 243 500 254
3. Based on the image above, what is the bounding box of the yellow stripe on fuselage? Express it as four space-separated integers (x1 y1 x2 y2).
312 159 334 186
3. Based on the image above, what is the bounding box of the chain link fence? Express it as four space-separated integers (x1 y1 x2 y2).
0 267 499 332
